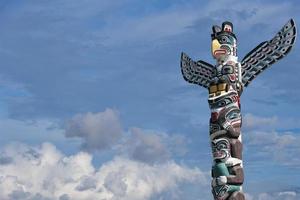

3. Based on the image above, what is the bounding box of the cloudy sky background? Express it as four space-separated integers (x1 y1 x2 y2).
0 0 299 199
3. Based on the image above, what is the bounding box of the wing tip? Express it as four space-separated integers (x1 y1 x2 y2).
180 52 187 69
287 18 297 36
288 18 297 33
181 51 185 58
289 18 296 26
285 18 297 54
291 18 297 45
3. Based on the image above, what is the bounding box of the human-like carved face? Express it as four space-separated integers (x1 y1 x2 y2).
217 106 241 129
224 107 241 129
211 138 231 161
209 91 239 110
209 105 241 138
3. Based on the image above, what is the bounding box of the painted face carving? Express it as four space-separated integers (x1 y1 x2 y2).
209 106 242 138
211 138 231 161
209 92 239 110
219 107 241 128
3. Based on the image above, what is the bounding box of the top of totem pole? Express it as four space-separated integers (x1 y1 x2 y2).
211 21 236 40
211 21 238 64
181 18 297 88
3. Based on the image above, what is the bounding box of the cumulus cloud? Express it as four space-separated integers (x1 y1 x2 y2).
101 157 208 200
64 108 122 151
64 109 189 164
256 191 297 200
124 127 170 164
242 113 300 166
120 127 189 164
0 142 207 200
242 113 300 165
243 113 278 130
245 130 300 165
246 131 296 147
242 113 300 133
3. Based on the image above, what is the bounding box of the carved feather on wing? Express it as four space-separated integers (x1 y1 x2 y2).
241 19 297 87
181 52 214 88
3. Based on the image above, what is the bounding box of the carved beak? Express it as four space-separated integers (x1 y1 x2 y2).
212 39 221 56
212 39 226 59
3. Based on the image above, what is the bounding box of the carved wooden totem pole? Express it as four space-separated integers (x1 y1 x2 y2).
180 19 297 200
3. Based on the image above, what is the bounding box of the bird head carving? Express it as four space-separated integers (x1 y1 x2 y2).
211 21 237 63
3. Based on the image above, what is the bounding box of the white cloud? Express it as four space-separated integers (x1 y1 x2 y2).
119 127 189 164
98 0 295 46
100 157 207 200
257 191 297 200
242 114 300 165
64 109 189 163
243 113 300 132
124 127 170 164
0 142 207 200
204 0 293 30
8 0 295 49
246 191 299 200
64 108 122 151
0 118 64 145
245 130 300 165
101 5 200 46
245 193 254 200
243 114 300 166
243 113 278 130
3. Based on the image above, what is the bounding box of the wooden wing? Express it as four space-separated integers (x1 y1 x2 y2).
180 52 214 89
241 19 297 87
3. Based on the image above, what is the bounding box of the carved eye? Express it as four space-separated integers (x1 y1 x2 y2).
218 143 226 149
224 98 231 105
221 36 227 43
216 140 229 149
228 112 239 120
222 65 234 74
219 101 226 107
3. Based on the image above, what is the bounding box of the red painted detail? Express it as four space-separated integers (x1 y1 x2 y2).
232 122 241 127
232 95 239 103
213 49 226 57
229 74 236 81
237 96 241 108
211 112 219 122
227 61 235 65
224 27 231 32
213 152 224 158
232 120 241 126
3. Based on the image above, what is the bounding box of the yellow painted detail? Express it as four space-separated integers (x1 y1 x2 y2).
218 83 227 91
211 39 221 56
209 85 218 93
209 83 228 97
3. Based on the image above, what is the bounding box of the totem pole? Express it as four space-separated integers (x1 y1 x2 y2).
180 19 297 200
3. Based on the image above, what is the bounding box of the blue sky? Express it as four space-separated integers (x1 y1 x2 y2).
0 0 299 199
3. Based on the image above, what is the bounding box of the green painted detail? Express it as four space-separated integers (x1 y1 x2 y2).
228 185 241 192
213 162 229 177
213 185 241 198
212 162 241 197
